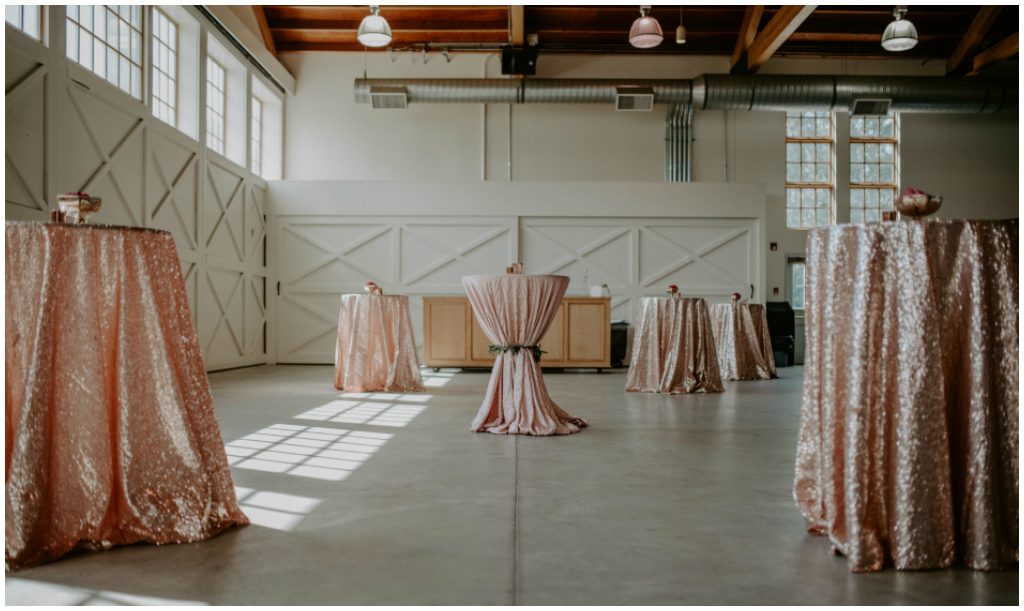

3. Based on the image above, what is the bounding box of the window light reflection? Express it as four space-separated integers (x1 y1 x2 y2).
296 399 426 427
234 486 322 532
4 578 208 605
225 424 393 481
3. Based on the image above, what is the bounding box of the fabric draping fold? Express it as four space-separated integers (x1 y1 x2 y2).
709 303 777 381
794 219 1018 572
626 297 724 394
463 274 586 435
5 222 248 571
334 294 425 392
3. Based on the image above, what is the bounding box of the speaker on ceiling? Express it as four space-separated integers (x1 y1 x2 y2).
501 47 538 75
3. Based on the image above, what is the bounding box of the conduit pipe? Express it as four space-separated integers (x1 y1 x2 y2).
665 105 693 182
355 75 1016 113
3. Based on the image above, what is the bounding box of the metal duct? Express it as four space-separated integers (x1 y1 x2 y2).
693 74 1016 113
665 105 693 182
355 78 693 105
354 75 1016 114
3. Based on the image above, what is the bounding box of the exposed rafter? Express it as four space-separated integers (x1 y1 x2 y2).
731 5 764 72
509 5 524 45
969 31 1019 75
253 6 277 56
946 6 1002 74
746 5 817 72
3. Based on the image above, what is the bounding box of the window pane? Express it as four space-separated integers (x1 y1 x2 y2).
865 143 879 162
786 118 800 138
850 189 864 207
850 117 863 137
802 209 815 227
816 117 830 138
865 189 879 206
817 188 830 206
786 143 800 162
66 5 143 99
787 163 800 182
815 163 829 183
879 163 894 183
851 143 863 162
864 163 878 183
850 209 863 223
802 163 815 182
787 209 800 228
802 143 815 162
879 143 894 162
865 208 880 223
801 189 814 207
880 117 894 138
865 117 878 137
802 117 815 137
816 143 829 161
816 208 829 226
850 164 864 183
787 189 800 207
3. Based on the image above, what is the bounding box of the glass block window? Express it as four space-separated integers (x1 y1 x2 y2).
151 9 178 128
66 5 143 99
250 96 262 175
205 58 226 155
850 115 899 224
785 111 834 229
6 5 41 39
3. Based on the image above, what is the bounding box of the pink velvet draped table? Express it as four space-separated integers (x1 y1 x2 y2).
709 303 777 381
333 293 424 393
462 274 586 435
626 297 724 394
794 219 1018 572
5 221 248 571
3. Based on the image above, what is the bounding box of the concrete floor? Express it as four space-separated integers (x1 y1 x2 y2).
6 366 1018 605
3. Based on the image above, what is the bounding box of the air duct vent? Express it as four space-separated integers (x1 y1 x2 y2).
851 98 892 115
615 86 655 111
370 86 408 109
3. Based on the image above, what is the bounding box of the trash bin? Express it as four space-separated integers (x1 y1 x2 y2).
765 302 795 367
610 321 629 368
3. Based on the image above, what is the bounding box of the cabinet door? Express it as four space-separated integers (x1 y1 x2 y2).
470 315 496 363
567 302 608 364
426 300 469 362
538 304 565 362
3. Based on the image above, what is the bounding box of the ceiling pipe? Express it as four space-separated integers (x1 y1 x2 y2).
354 75 1016 113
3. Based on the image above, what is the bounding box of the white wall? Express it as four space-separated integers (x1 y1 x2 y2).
5 7 280 371
268 182 766 364
279 51 1019 306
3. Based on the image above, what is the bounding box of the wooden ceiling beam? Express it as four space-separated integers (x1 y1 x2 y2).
509 5 524 45
746 5 816 72
272 29 510 45
731 6 764 71
253 6 277 56
946 6 1002 74
969 31 1018 74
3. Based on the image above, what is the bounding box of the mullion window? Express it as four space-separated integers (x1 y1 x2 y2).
151 9 178 128
6 5 41 39
785 111 834 229
206 58 226 155
250 97 263 175
850 115 899 223
66 5 143 99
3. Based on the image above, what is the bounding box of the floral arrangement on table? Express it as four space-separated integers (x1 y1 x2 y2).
53 191 102 224
364 281 383 295
666 284 680 298
894 187 942 219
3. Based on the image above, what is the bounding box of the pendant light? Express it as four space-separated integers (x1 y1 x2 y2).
880 6 918 52
629 5 663 49
357 5 392 48
675 6 686 45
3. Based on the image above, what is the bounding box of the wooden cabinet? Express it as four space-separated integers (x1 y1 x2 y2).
423 296 610 370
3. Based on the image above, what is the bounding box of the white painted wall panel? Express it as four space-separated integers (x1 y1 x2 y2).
5 11 269 372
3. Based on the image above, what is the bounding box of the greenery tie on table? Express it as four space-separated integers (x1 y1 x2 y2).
489 344 547 363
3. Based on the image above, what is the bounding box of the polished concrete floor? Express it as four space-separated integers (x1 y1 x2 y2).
6 366 1018 605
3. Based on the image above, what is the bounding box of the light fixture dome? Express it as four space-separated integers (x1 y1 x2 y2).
358 5 392 48
881 6 918 52
629 6 663 49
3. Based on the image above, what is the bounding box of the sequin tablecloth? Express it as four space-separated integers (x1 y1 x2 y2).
463 274 586 435
334 294 424 392
5 222 248 571
794 219 1018 572
709 303 777 381
626 297 724 394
